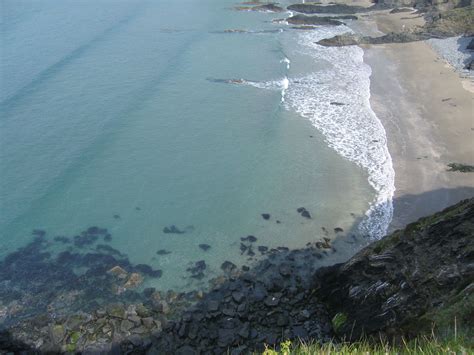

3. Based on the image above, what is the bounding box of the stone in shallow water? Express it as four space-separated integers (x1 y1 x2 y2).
221 261 237 273
74 234 98 247
187 260 207 280
198 244 211 251
301 210 311 219
334 227 344 233
142 288 156 298
241 235 257 243
124 273 143 289
156 249 171 255
261 213 270 220
113 214 121 220
107 265 128 279
163 225 185 234
87 226 101 234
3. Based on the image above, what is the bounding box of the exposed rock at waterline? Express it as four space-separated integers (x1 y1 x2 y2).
286 14 344 26
287 3 385 14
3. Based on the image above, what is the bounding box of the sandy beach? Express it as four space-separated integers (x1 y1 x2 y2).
363 12 474 231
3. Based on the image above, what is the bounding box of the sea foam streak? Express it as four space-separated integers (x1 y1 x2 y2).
235 26 396 238
285 27 395 239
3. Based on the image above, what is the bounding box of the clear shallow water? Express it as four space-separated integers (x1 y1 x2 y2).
0 0 387 297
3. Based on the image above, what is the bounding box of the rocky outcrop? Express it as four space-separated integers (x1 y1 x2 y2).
424 5 474 36
287 3 386 14
317 32 433 46
314 198 474 340
287 14 342 26
234 3 284 12
252 4 284 12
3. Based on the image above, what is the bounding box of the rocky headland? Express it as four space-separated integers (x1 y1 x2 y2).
285 2 473 47
2 198 472 353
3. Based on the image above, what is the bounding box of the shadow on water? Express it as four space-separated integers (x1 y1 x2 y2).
0 187 473 353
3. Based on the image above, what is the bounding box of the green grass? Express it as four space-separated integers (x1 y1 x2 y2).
261 333 474 354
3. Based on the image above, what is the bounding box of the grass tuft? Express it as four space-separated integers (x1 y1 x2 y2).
260 331 473 354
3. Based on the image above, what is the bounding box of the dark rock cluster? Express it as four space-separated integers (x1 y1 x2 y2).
286 14 344 26
0 228 163 327
287 3 386 15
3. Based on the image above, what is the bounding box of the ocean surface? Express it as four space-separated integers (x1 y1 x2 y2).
0 0 394 315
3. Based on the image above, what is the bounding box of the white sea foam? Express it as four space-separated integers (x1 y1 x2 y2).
234 26 395 238
284 27 395 239
281 57 291 70
281 76 289 103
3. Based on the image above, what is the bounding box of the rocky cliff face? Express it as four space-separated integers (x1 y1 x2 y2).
314 198 474 340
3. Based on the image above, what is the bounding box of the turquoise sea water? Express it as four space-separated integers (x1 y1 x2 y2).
1 0 390 298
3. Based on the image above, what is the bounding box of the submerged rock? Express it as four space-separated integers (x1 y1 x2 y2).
241 235 257 243
107 266 128 279
187 260 207 280
198 244 211 251
157 249 172 255
124 273 143 289
297 207 312 219
261 213 271 220
221 261 237 273
163 225 186 234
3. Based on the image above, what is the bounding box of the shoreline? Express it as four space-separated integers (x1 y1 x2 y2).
363 13 474 231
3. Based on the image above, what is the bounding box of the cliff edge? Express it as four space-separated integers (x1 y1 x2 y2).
314 198 474 341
